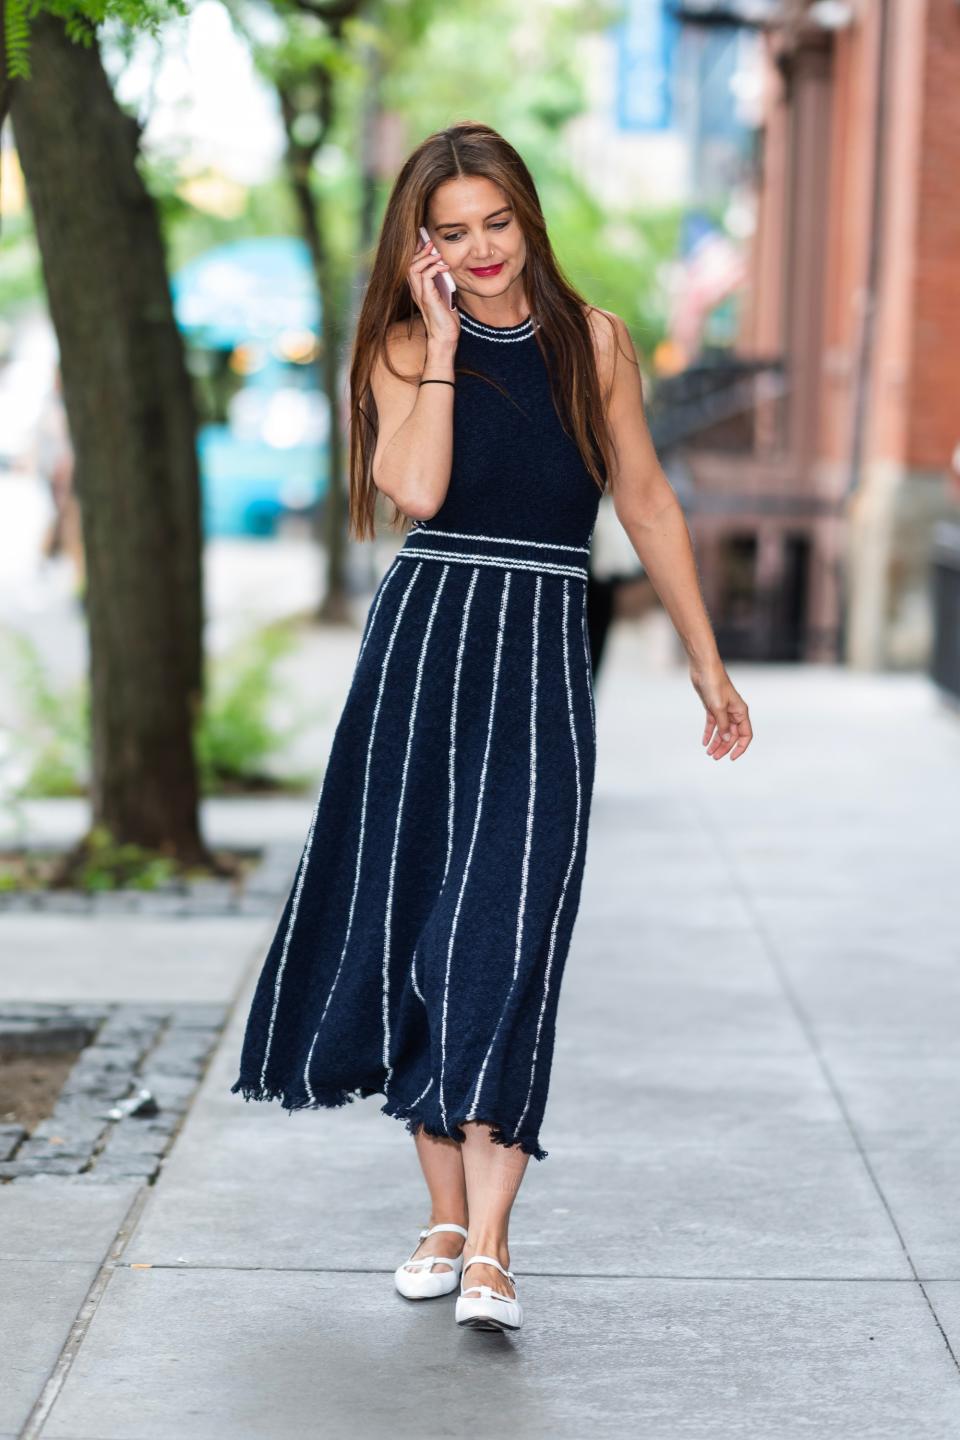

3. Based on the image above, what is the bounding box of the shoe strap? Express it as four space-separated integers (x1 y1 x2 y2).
404 1253 461 1272
424 1222 468 1240
461 1284 518 1303
462 1254 515 1282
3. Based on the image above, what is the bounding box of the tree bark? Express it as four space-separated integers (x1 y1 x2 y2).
10 12 208 862
279 68 351 624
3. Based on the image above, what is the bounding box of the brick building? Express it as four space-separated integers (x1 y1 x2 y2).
656 0 960 668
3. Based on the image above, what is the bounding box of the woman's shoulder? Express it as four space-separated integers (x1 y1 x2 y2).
370 316 428 395
383 314 428 358
581 303 628 351
580 304 632 401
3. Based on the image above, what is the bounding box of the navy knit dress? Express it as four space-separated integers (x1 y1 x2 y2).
230 305 605 1161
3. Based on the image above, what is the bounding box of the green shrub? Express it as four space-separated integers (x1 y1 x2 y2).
0 624 306 802
195 623 306 792
0 632 88 798
66 826 179 892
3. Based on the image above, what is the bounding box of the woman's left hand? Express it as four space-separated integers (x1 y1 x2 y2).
690 664 753 761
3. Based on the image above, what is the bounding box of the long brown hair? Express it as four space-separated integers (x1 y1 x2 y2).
347 120 614 542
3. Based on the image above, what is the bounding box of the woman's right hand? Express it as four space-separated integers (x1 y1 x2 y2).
407 235 461 346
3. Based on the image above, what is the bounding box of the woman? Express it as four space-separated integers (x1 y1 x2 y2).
231 121 753 1334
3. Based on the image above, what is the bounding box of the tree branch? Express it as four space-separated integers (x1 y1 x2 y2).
285 0 364 23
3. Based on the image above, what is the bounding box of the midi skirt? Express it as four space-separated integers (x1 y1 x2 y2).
230 530 598 1160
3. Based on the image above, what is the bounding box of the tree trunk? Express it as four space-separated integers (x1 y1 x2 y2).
279 71 351 624
350 38 386 594
10 12 208 862
312 183 350 624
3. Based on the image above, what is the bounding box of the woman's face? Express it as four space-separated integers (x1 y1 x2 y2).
425 176 527 303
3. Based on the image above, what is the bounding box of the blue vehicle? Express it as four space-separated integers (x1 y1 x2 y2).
171 238 329 537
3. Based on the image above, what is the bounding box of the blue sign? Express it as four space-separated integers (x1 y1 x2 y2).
613 0 680 132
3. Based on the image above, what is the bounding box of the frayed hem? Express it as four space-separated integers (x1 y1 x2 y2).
230 1077 549 1160
229 1077 378 1114
380 1098 548 1161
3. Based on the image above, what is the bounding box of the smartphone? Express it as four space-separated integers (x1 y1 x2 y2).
418 225 457 309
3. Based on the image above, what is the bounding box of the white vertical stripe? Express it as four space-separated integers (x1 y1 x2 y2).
408 1074 434 1110
581 608 597 740
301 1026 320 1102
465 573 541 1122
258 556 404 1090
382 564 450 1091
258 769 328 1091
303 561 423 1102
357 560 400 663
444 566 480 884
515 579 583 1137
410 954 426 1006
439 570 511 1134
410 565 479 1005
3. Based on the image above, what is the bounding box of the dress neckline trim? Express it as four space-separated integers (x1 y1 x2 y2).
456 307 537 342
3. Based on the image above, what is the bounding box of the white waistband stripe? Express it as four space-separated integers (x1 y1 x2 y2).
408 524 589 555
399 548 587 581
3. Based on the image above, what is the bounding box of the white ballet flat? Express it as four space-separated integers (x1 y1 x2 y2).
394 1222 468 1299
455 1254 522 1332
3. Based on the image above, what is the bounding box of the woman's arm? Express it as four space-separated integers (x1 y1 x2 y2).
590 308 753 761
370 235 461 521
370 323 457 521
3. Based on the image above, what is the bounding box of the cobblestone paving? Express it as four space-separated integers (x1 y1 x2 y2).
0 1001 228 1182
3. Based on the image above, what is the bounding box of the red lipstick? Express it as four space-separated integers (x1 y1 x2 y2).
469 262 504 276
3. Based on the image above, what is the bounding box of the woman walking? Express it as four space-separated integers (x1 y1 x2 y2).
231 121 753 1333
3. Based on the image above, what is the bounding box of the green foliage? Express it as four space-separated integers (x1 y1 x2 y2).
0 631 89 797
0 625 305 802
0 211 43 313
65 825 178 891
3 0 188 79
4 0 35 82
0 826 177 891
154 170 302 277
194 624 306 794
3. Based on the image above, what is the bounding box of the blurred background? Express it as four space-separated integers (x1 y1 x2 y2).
0 0 958 875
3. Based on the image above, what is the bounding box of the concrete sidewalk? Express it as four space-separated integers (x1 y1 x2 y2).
3 622 960 1438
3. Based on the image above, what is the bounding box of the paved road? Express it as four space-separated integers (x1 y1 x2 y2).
3 624 960 1438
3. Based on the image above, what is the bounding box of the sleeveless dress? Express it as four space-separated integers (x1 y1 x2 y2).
230 305 604 1161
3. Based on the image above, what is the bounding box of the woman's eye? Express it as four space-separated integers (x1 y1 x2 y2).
441 221 510 243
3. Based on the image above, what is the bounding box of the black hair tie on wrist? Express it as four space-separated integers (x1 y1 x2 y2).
418 378 455 387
